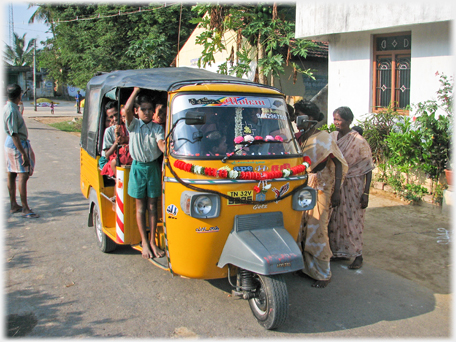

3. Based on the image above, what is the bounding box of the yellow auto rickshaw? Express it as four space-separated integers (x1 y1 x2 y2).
80 67 316 330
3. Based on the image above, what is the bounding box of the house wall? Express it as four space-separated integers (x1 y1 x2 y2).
295 2 453 40
410 21 453 107
176 26 238 74
176 26 328 101
323 21 453 123
295 2 453 123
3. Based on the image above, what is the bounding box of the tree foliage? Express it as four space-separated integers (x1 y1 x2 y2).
190 3 319 83
32 4 197 88
3 33 36 66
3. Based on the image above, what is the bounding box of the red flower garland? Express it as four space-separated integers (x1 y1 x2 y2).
173 159 311 180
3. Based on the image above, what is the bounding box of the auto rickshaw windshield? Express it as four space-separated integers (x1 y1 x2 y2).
170 94 300 158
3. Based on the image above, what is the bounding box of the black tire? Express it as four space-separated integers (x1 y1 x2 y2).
249 274 288 330
93 202 116 253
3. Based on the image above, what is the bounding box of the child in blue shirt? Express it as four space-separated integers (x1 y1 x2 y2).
124 87 165 259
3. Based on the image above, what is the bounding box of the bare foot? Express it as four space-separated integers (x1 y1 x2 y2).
150 242 165 258
312 279 331 288
349 255 363 269
10 205 23 214
141 242 154 259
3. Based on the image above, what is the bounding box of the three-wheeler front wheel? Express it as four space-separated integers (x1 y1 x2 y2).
249 274 288 330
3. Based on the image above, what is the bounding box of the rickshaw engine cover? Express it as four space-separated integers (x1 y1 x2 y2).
217 211 304 275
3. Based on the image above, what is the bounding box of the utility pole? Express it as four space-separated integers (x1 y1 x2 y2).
33 40 37 111
9 4 14 46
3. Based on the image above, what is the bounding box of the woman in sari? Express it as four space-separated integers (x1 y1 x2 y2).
328 106 374 269
295 100 348 288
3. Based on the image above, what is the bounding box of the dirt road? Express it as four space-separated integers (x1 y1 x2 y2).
32 115 452 296
6 115 447 338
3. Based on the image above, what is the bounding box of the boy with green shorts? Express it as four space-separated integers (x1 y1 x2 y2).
124 87 165 259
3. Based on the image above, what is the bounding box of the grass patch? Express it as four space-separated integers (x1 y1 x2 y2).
49 118 82 133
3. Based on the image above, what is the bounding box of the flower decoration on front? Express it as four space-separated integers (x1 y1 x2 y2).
234 136 244 144
244 135 254 142
302 156 311 169
233 135 285 144
173 159 311 180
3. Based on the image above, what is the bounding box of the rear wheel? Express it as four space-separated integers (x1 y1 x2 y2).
249 274 288 330
93 202 116 253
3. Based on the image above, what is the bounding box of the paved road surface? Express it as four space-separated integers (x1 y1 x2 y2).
2 103 451 338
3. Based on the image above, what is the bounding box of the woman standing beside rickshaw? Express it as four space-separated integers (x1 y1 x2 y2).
294 100 347 288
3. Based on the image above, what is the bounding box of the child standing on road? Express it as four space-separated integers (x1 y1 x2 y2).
50 101 55 114
124 87 165 259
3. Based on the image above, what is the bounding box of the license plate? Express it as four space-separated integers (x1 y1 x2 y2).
227 190 253 206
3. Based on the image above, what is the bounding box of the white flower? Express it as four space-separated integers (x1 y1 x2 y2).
194 165 204 175
282 169 291 177
244 135 254 142
228 170 239 179
263 184 271 190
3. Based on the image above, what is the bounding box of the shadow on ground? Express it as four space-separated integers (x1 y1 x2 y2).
5 288 127 337
207 262 437 334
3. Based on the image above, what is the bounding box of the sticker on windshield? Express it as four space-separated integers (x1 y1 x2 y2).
257 112 287 120
188 97 221 105
187 96 270 108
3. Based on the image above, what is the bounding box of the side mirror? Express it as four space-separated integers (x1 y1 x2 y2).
185 111 206 125
296 115 310 130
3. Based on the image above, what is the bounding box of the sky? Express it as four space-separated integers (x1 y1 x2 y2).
2 2 54 48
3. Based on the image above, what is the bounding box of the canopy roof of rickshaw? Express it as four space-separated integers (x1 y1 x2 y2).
86 67 279 97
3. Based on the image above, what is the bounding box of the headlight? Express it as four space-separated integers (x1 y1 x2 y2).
292 187 317 211
180 191 221 218
298 191 313 207
194 196 212 216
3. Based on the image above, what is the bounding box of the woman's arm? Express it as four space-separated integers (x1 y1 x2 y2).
331 157 342 207
360 170 372 209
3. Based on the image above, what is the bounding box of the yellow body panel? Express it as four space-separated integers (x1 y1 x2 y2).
80 148 100 199
172 83 283 96
80 148 163 246
162 156 305 279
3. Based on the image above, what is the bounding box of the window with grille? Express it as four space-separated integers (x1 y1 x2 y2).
373 33 411 112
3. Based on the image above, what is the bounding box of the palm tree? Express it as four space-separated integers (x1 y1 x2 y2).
3 33 36 66
28 4 56 38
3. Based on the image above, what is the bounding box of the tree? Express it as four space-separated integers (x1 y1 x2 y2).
31 4 198 88
3 33 36 66
28 3 56 38
190 3 319 84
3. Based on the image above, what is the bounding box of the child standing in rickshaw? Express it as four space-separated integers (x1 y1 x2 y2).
124 87 165 259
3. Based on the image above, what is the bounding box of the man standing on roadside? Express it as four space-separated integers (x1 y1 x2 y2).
75 90 83 114
3 84 39 218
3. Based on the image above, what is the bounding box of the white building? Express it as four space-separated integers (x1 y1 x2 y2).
295 2 453 122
